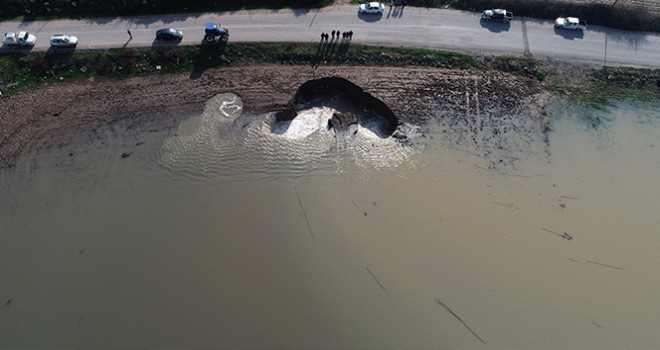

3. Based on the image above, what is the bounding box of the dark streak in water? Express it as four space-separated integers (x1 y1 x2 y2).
560 195 579 200
366 267 387 294
77 314 84 325
541 227 573 240
592 321 604 328
474 165 543 178
290 180 316 242
434 298 485 344
586 261 623 270
352 200 368 216
493 201 516 209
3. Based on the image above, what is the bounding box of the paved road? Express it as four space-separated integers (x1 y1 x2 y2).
1 5 659 68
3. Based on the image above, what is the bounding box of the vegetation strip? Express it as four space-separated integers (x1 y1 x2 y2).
0 43 472 95
2 42 657 106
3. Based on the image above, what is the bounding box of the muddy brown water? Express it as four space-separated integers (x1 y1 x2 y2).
1 94 659 349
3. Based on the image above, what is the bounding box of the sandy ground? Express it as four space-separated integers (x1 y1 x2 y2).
0 64 553 168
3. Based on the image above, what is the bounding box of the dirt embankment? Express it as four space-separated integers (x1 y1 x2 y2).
0 64 547 168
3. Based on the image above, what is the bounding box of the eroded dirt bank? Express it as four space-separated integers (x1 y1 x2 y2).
0 64 548 167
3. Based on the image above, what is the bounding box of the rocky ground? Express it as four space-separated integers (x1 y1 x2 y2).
0 63 559 168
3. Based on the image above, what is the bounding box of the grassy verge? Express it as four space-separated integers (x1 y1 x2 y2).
0 43 473 95
1 43 657 107
585 67 660 106
549 66 660 107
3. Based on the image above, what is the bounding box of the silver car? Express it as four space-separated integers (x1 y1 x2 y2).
359 2 385 14
50 34 78 48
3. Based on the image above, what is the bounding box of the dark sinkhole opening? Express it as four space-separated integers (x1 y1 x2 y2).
275 77 399 138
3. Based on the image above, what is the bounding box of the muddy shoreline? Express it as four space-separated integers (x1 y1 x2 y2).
0 64 551 168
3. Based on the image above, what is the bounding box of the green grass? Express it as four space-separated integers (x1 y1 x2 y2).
579 66 660 108
1 44 656 106
0 43 474 96
543 65 659 108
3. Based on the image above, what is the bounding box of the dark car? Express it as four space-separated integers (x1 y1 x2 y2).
481 9 513 23
156 28 183 41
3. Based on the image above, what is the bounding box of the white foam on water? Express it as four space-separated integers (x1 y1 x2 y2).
158 95 417 180
158 93 245 179
204 92 243 119
272 107 335 139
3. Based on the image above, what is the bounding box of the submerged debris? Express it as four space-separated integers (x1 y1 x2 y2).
434 298 485 344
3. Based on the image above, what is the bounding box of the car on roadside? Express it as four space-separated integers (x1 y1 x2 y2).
481 9 513 23
3 31 36 46
50 34 78 48
359 2 385 14
555 17 587 31
156 28 184 41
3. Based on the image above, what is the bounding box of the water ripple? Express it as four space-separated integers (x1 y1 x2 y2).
158 93 417 182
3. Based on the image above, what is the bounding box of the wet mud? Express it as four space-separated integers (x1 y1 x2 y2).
0 65 548 168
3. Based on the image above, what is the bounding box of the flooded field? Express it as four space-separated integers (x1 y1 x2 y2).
1 95 659 349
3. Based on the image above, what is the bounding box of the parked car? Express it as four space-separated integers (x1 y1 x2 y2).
50 34 78 48
555 17 587 31
156 28 183 41
2 31 36 46
359 2 385 14
481 9 513 23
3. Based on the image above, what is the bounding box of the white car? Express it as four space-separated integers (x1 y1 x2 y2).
3 31 37 46
359 2 385 14
555 17 587 31
50 34 78 48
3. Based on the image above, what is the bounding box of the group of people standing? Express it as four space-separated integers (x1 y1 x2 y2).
320 30 353 42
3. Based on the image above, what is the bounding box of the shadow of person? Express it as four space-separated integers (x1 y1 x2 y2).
311 37 326 69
